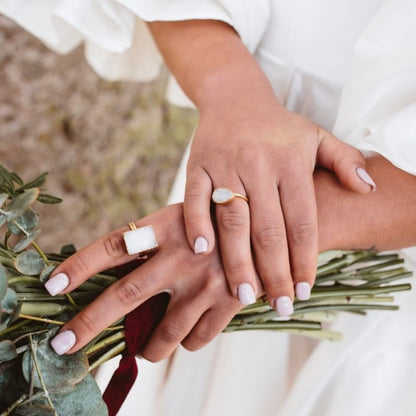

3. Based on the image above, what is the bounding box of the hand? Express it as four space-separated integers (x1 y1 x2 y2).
147 19 376 315
184 92 375 315
44 204 243 361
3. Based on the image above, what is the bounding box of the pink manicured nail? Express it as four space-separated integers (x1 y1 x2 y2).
275 296 293 317
51 330 76 355
237 283 256 305
356 167 376 191
296 282 311 301
44 272 69 296
194 236 208 254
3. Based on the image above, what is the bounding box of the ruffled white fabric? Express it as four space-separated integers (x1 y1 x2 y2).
0 0 270 106
334 0 416 174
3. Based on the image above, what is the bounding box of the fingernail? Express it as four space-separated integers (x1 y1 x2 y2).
237 283 256 305
275 296 293 317
50 330 76 355
296 282 311 301
194 236 208 254
356 167 376 191
44 272 69 296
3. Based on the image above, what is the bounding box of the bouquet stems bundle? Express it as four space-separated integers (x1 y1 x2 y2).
0 165 413 416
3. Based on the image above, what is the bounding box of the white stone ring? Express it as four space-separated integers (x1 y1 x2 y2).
123 222 159 256
212 187 249 205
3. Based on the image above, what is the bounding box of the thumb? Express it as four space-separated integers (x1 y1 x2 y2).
317 130 376 193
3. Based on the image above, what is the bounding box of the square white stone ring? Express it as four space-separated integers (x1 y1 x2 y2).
123 222 159 257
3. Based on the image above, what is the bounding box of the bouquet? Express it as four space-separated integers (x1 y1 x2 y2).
0 165 413 416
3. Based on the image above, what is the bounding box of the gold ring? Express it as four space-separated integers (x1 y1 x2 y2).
123 223 158 256
212 188 249 205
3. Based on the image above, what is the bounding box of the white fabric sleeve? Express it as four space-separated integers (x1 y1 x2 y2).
333 0 416 175
0 0 270 106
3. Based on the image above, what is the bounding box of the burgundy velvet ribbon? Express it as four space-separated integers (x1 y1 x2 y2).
103 261 169 416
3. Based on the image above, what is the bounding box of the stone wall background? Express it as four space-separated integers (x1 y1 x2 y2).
0 15 197 251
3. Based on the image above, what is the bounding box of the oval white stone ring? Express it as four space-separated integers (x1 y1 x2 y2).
212 187 249 205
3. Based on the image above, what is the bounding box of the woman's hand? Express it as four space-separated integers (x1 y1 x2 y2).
148 20 376 315
44 204 243 361
44 155 416 361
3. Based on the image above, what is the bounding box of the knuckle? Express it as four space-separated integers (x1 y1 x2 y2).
185 182 203 203
70 253 91 277
290 222 315 246
157 324 183 345
264 277 291 294
254 223 285 249
102 232 125 260
226 259 252 280
115 279 145 304
219 208 246 234
183 329 215 351
77 310 99 333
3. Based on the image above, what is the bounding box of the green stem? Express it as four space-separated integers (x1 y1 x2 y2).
0 394 27 416
86 330 125 356
28 335 57 415
19 313 65 326
88 341 126 372
0 319 30 337
30 241 50 266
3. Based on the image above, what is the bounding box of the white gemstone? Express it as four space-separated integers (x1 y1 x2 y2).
123 225 158 256
212 188 234 204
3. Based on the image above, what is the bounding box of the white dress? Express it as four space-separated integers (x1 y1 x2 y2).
2 1 416 415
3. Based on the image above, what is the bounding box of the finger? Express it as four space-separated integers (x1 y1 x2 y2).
214 180 258 306
279 170 318 303
50 256 171 354
141 291 210 362
317 130 376 193
249 179 294 315
44 207 175 296
181 300 241 351
184 165 215 254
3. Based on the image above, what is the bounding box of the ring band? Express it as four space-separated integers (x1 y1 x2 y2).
212 187 249 205
123 223 158 256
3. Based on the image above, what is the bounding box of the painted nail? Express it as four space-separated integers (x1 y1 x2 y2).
296 282 311 301
275 296 293 317
356 167 376 191
237 283 256 305
194 236 208 254
50 330 76 355
44 272 69 296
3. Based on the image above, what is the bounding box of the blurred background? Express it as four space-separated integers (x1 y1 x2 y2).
0 15 197 252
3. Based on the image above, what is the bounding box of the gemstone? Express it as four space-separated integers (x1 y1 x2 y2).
212 188 234 204
123 225 158 256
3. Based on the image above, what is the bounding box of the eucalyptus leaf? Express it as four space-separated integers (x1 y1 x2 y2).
0 316 10 332
3 189 40 222
39 265 56 284
0 360 28 411
14 250 45 275
37 193 63 204
0 193 8 208
12 229 42 253
0 165 14 189
1 288 18 314
8 208 39 235
0 340 17 363
0 264 7 301
0 215 5 227
50 374 108 416
10 172 24 186
14 404 56 416
22 329 89 389
18 172 47 191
